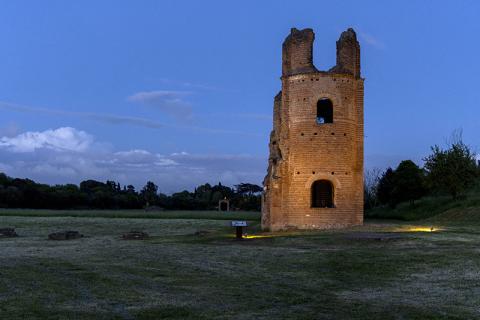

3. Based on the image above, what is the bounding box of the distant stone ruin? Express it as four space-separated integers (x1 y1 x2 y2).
262 28 364 231
218 198 230 211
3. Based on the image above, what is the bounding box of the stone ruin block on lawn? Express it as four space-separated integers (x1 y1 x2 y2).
0 228 18 238
194 230 211 237
48 231 84 240
122 231 149 240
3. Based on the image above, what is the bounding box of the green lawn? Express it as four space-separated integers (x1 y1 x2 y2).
1 214 479 319
0 208 261 221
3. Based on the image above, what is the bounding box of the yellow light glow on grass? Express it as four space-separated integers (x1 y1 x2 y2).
403 226 442 233
243 234 275 239
226 233 275 239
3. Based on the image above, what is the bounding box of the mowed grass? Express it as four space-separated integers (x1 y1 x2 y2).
1 214 480 319
0 208 261 221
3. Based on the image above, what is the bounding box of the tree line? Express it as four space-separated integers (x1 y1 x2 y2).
0 174 263 211
365 134 479 209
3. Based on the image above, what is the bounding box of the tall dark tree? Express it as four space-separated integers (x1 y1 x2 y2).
424 139 478 199
376 168 395 206
0 172 9 186
80 180 106 193
171 190 197 209
140 181 159 206
235 183 263 196
390 160 426 206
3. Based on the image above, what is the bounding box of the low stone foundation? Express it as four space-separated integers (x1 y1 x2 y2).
48 231 83 240
0 228 18 238
122 231 149 240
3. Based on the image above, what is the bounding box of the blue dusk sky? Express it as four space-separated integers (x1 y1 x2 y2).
0 0 479 192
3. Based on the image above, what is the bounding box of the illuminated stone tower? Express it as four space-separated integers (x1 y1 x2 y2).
262 27 364 231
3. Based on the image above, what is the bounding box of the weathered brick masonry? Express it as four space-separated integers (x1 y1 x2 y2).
262 28 364 231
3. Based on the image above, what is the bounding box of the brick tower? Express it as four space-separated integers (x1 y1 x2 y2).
262 27 364 231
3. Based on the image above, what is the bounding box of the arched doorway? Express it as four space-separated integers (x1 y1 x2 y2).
311 180 334 208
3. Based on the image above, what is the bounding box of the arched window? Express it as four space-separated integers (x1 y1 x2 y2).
317 99 333 124
311 180 334 208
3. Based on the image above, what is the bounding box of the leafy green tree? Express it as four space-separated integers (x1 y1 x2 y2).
211 182 234 199
80 180 106 194
0 171 264 211
232 183 263 211
157 193 171 209
0 172 10 186
376 168 395 206
235 183 263 196
390 160 426 206
106 180 121 192
423 139 478 199
211 190 224 204
140 181 159 206
171 190 201 209
194 183 213 208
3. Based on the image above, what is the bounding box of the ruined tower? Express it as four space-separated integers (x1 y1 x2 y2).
262 28 364 231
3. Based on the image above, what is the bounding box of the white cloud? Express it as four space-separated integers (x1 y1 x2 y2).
0 127 93 153
0 101 258 136
158 78 220 91
127 90 193 121
170 151 189 156
0 101 168 129
205 113 272 121
112 149 178 167
0 127 266 192
359 32 386 50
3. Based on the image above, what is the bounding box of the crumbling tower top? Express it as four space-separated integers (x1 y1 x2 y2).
282 27 361 78
282 28 317 77
330 28 361 78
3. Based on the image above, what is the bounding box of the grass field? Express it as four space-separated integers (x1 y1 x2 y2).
1 211 480 319
0 209 261 221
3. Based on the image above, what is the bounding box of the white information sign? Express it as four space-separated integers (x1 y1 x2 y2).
231 221 247 227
